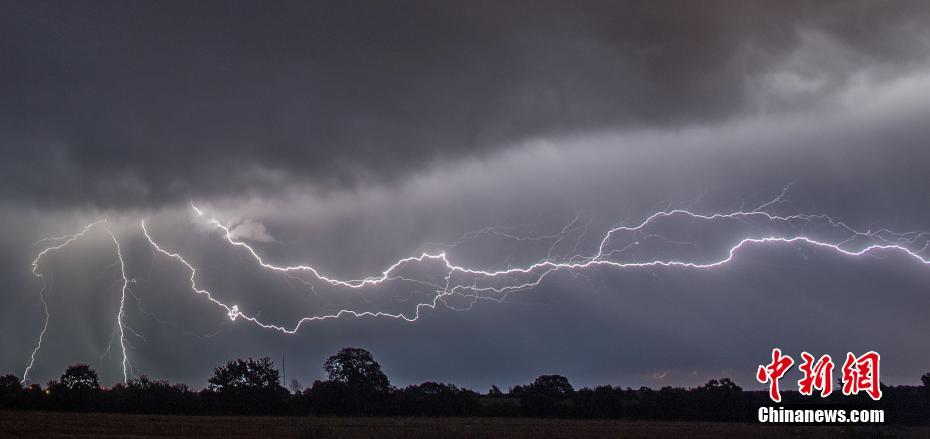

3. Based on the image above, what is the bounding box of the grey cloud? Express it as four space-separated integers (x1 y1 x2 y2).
21 68 917 387
228 219 275 243
2 1 929 207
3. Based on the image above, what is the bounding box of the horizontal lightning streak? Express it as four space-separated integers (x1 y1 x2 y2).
138 196 930 336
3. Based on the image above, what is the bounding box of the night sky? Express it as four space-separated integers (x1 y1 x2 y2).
3 0 930 391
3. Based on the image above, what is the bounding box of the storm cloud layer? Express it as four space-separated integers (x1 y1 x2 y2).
3 1 930 390
3 0 930 207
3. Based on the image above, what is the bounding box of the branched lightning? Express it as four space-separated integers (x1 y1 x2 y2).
23 189 930 383
138 191 930 336
22 219 134 384
23 219 107 384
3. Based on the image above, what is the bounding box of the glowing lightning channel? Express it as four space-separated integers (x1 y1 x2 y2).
141 220 454 331
22 219 107 384
105 228 131 383
136 193 930 336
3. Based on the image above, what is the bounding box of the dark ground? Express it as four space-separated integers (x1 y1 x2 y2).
1 411 927 438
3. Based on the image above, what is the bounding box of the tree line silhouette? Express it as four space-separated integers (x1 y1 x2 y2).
1 347 928 423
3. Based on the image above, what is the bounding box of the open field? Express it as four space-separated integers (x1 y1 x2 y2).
1 411 928 438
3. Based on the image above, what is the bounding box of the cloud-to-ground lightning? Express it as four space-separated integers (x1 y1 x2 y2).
105 229 132 383
22 219 107 384
22 219 134 384
24 189 930 382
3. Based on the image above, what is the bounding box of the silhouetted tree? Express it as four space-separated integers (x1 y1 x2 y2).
209 357 281 391
302 347 392 415
323 347 390 392
513 375 575 416
19 384 44 410
105 375 198 414
921 372 930 390
0 374 20 394
397 382 480 416
206 357 287 414
480 384 523 417
127 375 167 391
60 364 99 391
574 385 632 419
688 378 748 421
0 374 22 408
699 378 742 392
532 375 574 395
41 365 102 411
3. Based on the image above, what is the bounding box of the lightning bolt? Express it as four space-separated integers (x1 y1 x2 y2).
105 229 131 383
22 219 135 384
24 188 930 383
137 190 930 336
22 219 107 384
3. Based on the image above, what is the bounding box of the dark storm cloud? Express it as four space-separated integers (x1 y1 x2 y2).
6 0 930 391
2 0 929 207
